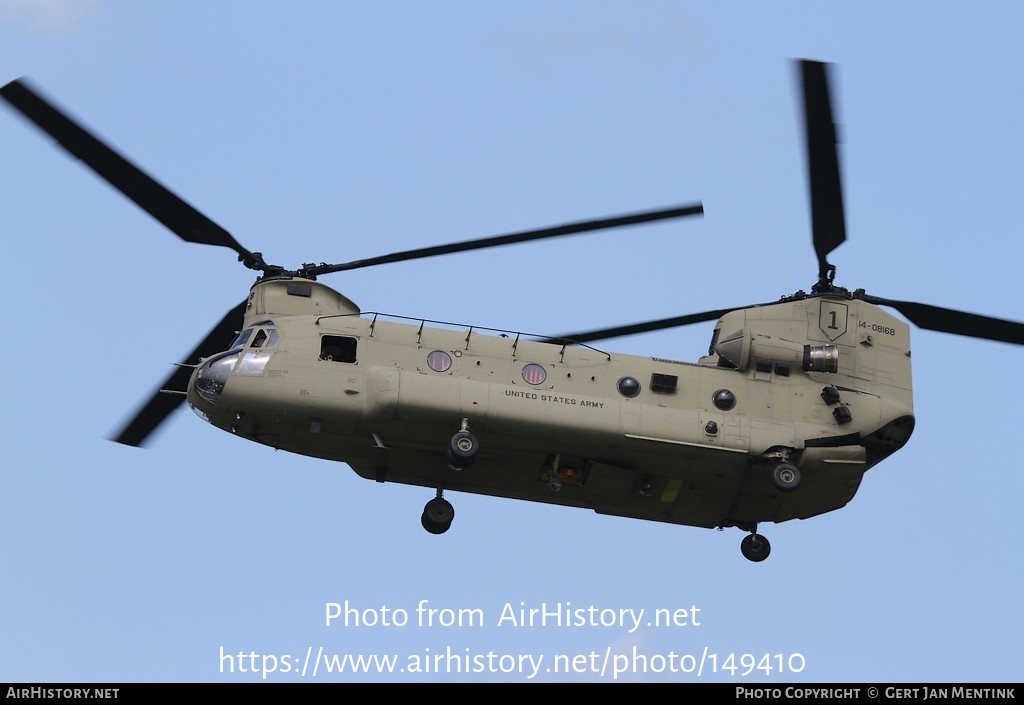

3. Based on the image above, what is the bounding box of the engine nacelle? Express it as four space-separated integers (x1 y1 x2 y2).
715 328 838 373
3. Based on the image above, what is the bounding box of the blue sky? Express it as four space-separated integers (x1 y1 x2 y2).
2 1 1022 683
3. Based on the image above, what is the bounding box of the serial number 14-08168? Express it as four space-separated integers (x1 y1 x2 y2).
860 321 896 336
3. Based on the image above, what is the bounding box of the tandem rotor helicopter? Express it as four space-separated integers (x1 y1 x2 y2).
3 61 1021 561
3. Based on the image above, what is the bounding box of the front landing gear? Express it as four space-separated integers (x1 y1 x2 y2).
421 491 455 535
759 448 802 493
448 418 480 469
771 462 801 492
740 531 771 562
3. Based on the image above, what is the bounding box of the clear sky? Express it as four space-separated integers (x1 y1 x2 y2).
2 1 1022 684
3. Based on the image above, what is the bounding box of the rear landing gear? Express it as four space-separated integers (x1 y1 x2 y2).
421 491 455 535
740 531 771 562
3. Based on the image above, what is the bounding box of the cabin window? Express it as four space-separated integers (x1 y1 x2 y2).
321 335 357 363
522 363 547 386
712 389 736 411
617 376 641 398
427 350 452 373
650 373 678 394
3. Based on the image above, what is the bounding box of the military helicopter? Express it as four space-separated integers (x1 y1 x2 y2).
3 61 1021 562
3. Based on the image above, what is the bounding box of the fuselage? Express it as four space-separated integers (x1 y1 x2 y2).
187 277 915 532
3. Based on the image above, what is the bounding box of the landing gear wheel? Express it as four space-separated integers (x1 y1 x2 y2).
421 497 455 535
741 533 771 562
771 462 801 492
421 512 450 535
448 430 480 469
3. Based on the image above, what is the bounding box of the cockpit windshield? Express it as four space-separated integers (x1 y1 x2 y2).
195 324 282 403
230 328 253 349
231 324 280 351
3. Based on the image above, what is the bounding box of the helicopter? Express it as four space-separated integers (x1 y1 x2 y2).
3 61 1021 562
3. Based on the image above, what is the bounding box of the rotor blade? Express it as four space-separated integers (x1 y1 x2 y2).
537 307 736 346
111 300 248 447
799 60 846 279
309 204 704 275
0 78 257 265
859 295 1024 346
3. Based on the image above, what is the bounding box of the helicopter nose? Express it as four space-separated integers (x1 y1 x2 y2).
192 351 239 404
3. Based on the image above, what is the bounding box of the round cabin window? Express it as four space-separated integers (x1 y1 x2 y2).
427 350 453 373
617 376 641 398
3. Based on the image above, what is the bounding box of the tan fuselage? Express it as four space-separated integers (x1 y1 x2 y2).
188 278 915 532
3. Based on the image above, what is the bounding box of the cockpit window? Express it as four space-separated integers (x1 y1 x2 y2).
235 351 272 376
232 326 280 350
231 328 254 349
250 328 280 349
